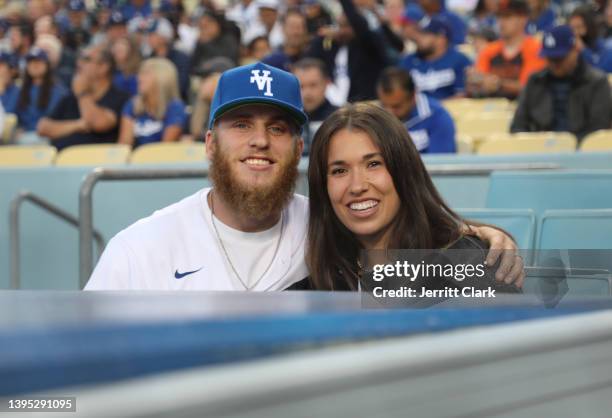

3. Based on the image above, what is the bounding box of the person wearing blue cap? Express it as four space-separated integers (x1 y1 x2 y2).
416 0 467 45
399 16 472 100
511 25 612 140
144 17 190 100
14 47 67 139
85 61 521 291
85 61 308 290
120 0 153 21
63 0 92 50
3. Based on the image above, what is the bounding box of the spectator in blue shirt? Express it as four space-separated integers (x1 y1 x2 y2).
569 5 612 73
15 47 67 133
119 58 186 147
121 0 153 20
144 17 191 100
377 67 456 154
111 35 142 96
0 52 19 113
417 0 467 45
526 0 556 35
400 16 472 100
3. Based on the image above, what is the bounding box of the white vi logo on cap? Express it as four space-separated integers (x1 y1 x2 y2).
250 70 274 97
544 35 555 48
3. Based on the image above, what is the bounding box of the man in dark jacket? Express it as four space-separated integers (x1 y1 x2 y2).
511 25 612 141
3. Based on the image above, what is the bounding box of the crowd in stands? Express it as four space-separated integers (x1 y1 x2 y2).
0 0 610 154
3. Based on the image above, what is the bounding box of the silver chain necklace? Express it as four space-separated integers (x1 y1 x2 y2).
209 191 284 291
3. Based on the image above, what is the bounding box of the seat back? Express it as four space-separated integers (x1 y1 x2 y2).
579 130 612 152
457 208 536 250
0 145 57 167
2 113 17 143
55 144 131 166
477 132 577 155
486 170 612 214
130 142 206 164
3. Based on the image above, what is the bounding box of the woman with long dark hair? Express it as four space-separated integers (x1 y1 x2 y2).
16 47 66 134
304 103 522 292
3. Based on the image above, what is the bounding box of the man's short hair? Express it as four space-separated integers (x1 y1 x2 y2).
377 67 416 96
293 58 330 80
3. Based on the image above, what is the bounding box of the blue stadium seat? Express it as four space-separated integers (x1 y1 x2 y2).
457 208 536 250
486 171 612 216
538 209 612 250
530 209 612 297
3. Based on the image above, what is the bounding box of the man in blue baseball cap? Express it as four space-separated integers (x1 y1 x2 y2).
511 25 611 140
86 62 310 291
399 16 472 100
86 61 523 291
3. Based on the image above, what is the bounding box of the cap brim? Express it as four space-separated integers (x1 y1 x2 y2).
209 97 308 130
540 48 570 59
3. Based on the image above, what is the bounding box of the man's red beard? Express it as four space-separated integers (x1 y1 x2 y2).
209 140 301 221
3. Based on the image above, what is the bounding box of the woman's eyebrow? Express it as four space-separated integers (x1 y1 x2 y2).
328 153 382 167
361 152 382 160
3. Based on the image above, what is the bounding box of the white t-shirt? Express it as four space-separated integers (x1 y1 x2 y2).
85 188 309 291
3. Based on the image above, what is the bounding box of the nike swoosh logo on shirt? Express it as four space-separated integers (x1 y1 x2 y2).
174 268 202 279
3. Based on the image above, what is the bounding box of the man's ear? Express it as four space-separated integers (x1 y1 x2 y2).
205 130 216 160
296 136 304 156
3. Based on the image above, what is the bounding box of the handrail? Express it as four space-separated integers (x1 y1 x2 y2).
77 163 561 288
79 167 210 288
425 162 561 175
10 190 106 290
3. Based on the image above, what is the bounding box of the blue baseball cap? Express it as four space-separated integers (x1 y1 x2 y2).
96 0 117 9
0 51 15 67
540 25 576 59
26 47 49 62
68 0 86 12
108 10 127 26
208 62 308 130
401 4 425 24
418 16 451 39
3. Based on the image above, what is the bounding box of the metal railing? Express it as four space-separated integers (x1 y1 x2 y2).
10 191 105 290
79 167 210 288
76 163 561 288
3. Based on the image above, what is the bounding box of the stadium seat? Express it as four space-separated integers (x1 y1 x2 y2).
477 132 577 155
130 142 206 164
443 98 514 120
538 209 612 250
455 134 475 154
456 43 476 60
487 170 612 216
54 144 131 166
2 113 17 144
579 130 612 152
457 208 536 250
533 209 612 296
455 112 514 141
0 145 57 167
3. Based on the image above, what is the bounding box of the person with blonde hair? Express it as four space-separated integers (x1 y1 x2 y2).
118 57 187 147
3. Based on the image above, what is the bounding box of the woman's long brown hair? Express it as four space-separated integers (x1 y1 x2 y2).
306 103 468 290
